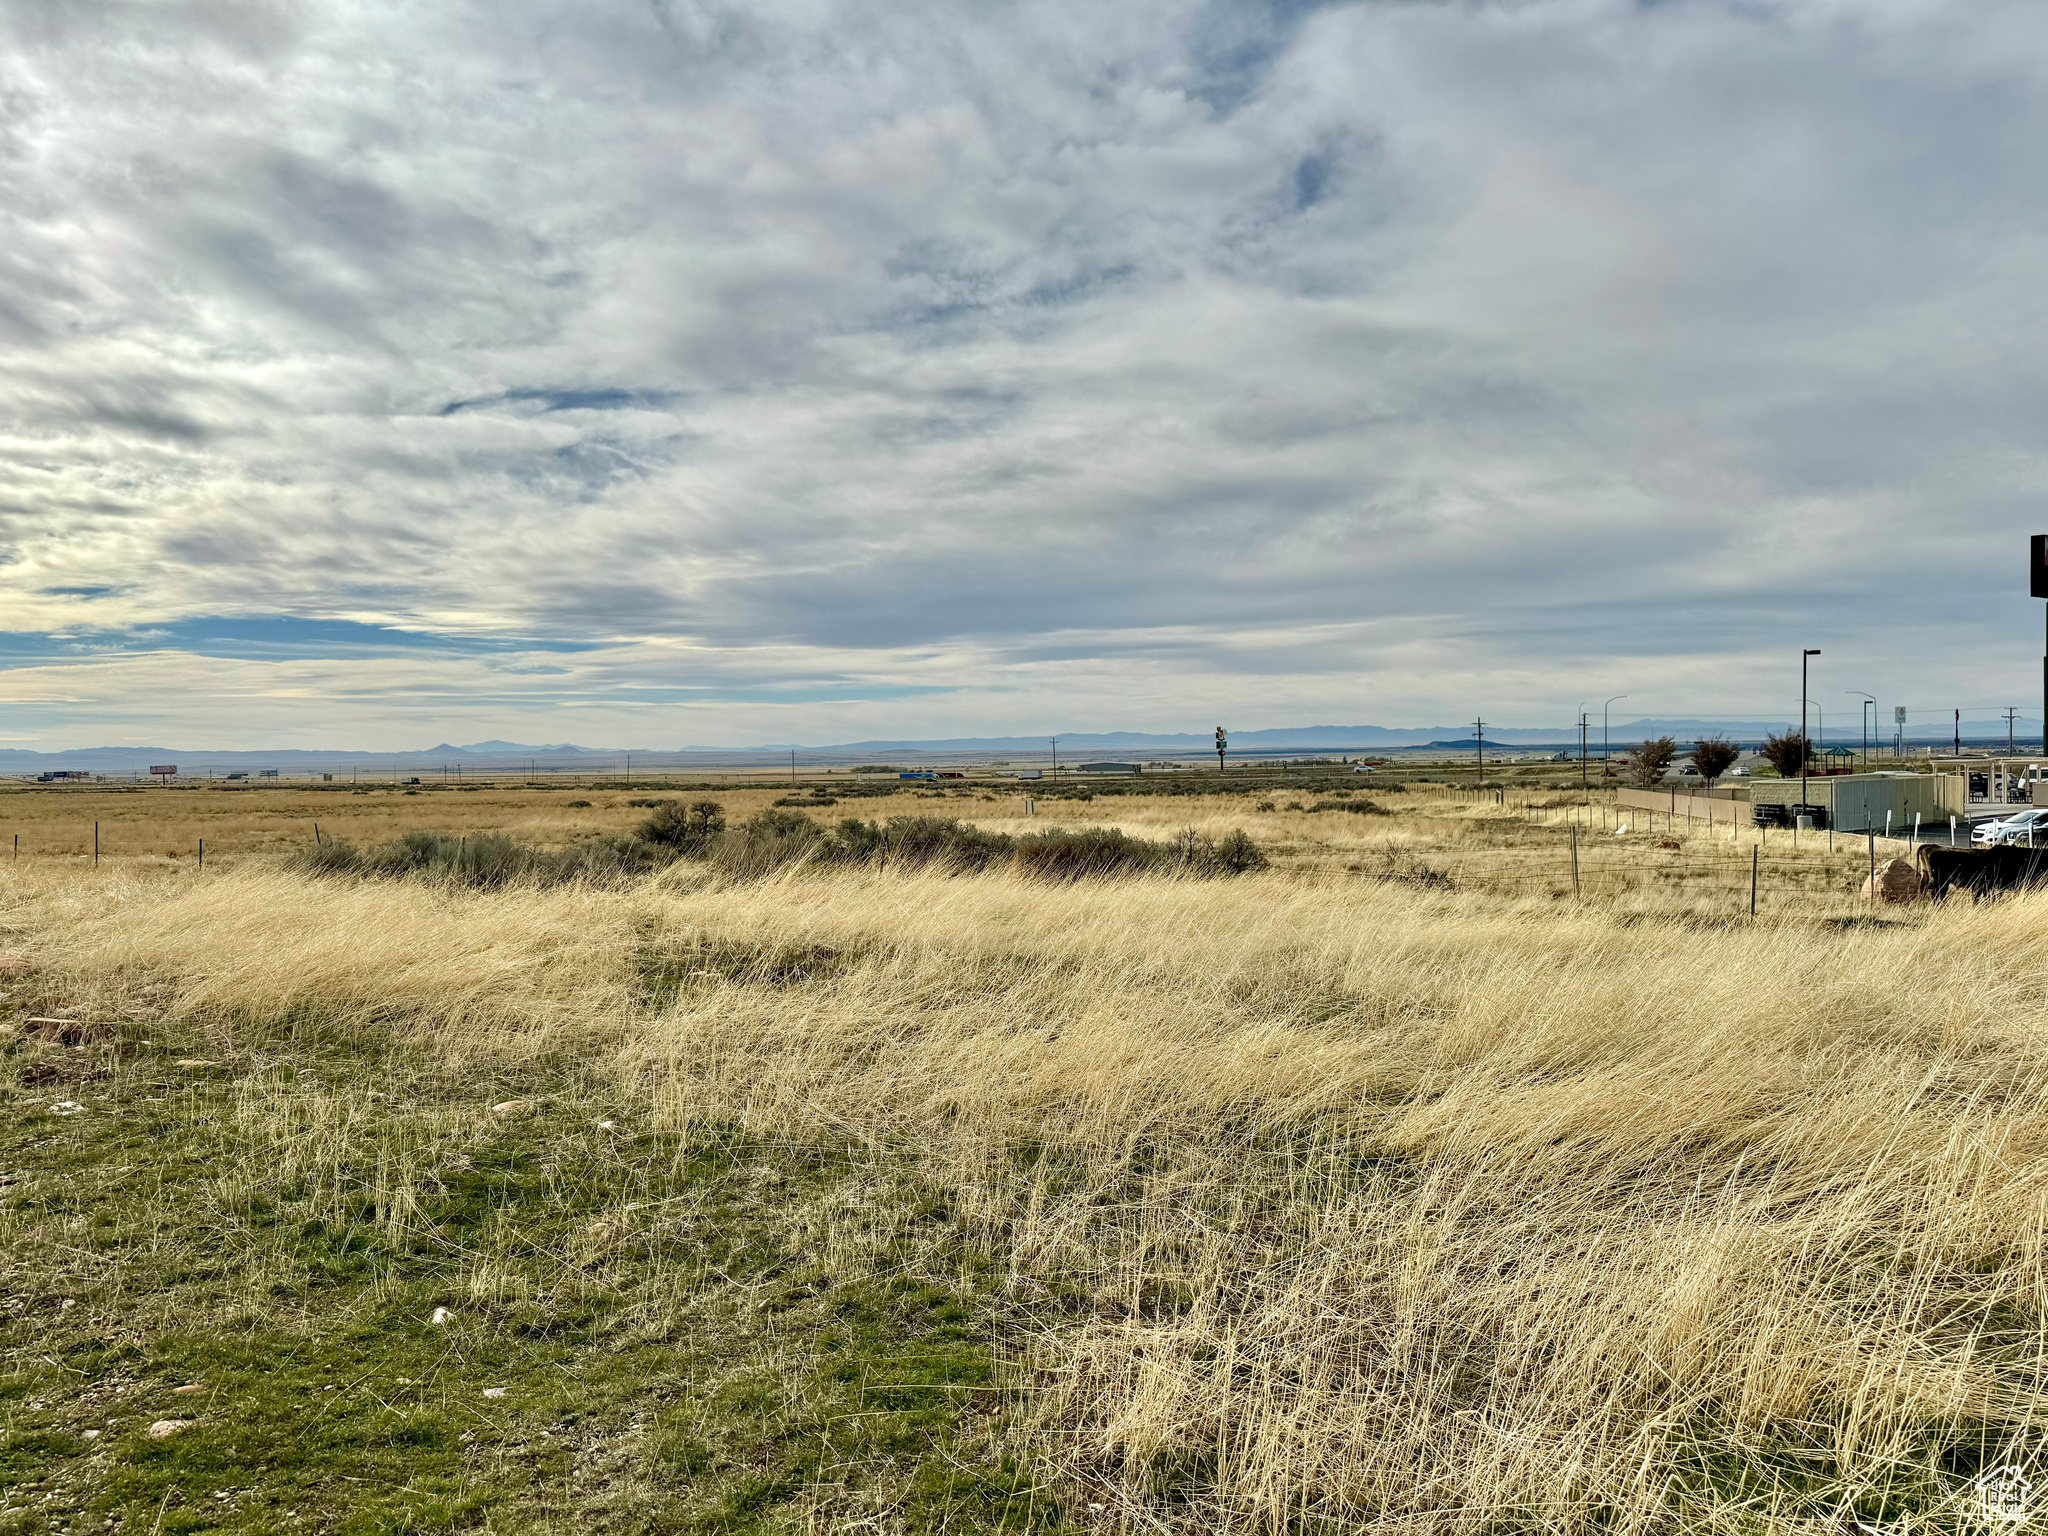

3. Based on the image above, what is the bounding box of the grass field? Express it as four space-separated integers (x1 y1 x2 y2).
4 776 2041 1532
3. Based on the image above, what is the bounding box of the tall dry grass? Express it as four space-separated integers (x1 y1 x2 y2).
9 854 2046 1530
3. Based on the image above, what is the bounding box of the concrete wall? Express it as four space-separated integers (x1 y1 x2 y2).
1615 786 1751 829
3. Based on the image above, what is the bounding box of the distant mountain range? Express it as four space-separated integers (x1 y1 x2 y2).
0 718 2018 775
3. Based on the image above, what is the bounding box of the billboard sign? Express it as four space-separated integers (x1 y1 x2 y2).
148 765 176 777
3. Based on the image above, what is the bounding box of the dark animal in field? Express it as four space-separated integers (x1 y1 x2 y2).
1916 846 2048 900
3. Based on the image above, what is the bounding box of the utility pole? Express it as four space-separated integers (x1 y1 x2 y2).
2006 708 2019 759
1578 710 1588 788
1473 717 1484 778
1801 649 1820 814
791 750 796 786
1602 696 1626 781
1215 726 1227 773
1954 709 1961 758
1050 736 1058 780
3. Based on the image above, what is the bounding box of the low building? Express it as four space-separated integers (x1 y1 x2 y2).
1748 772 1965 833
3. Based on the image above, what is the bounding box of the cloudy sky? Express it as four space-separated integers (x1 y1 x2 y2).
2 0 2045 748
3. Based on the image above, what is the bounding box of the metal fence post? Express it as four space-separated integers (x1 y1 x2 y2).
1751 845 1758 917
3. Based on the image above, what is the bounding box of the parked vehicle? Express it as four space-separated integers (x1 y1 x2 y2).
1973 809 2048 846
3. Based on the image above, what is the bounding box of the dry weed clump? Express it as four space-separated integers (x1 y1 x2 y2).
8 856 2048 1529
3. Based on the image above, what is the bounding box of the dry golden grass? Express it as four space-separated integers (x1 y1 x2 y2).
0 781 828 861
5 784 2036 1529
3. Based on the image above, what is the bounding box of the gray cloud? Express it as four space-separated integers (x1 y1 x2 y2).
1 0 2046 747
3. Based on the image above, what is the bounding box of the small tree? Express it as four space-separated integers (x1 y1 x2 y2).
1631 736 1677 787
639 799 726 851
1760 730 1812 778
1691 737 1738 784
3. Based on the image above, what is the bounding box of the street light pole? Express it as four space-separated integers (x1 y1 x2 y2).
1847 692 1874 770
1801 649 1820 814
1578 707 1588 788
2035 536 2048 755
1602 696 1626 781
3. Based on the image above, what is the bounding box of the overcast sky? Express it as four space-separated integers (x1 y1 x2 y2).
2 0 2045 748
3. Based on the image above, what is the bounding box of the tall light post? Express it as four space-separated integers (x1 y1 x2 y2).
1801 649 1820 814
2033 536 2048 754
1602 695 1626 781
1578 705 1589 788
1846 692 1874 769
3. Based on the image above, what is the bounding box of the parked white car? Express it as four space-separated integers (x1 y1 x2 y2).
1973 809 2048 846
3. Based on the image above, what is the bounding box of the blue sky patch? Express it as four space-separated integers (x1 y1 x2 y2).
0 616 602 662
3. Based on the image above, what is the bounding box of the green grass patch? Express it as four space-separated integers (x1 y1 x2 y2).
0 1000 1066 1534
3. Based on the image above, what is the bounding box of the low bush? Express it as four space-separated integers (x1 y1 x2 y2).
289 831 670 888
637 800 726 854
1307 800 1388 815
1012 826 1169 880
292 809 1268 888
692 813 1267 882
1175 828 1269 875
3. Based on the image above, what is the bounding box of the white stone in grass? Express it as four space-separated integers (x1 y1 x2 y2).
482 1387 506 1399
174 1059 219 1069
488 1100 535 1118
80 1429 100 1441
595 1120 615 1130
50 1101 83 1115
429 1307 455 1325
147 1419 191 1438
